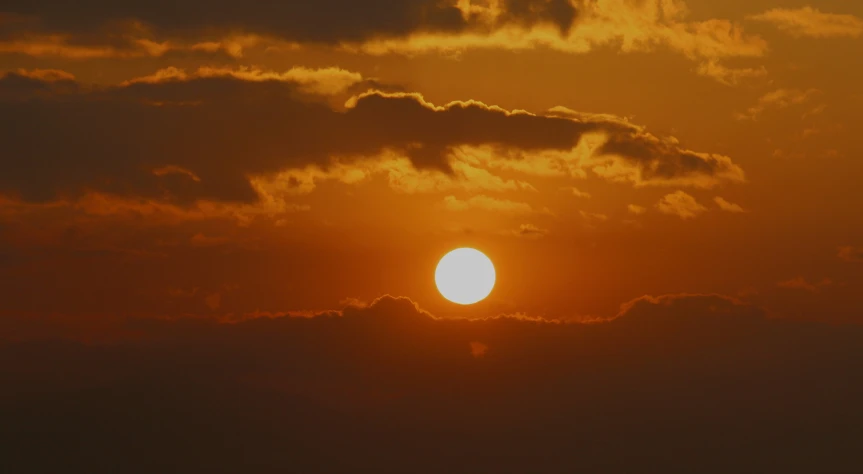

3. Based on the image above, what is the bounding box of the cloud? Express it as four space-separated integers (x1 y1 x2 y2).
443 195 536 214
614 292 758 320
656 191 707 219
748 7 863 38
1 1 770 83
560 186 591 198
0 70 745 210
269 152 538 195
0 0 578 60
152 165 201 182
3 293 862 472
695 60 767 86
1 0 577 43
0 27 274 59
777 277 832 293
511 223 549 238
579 210 608 222
838 246 863 263
355 1 768 66
4 68 75 82
714 196 746 213
124 65 374 97
627 204 647 215
592 131 745 188
736 88 821 120
0 68 79 100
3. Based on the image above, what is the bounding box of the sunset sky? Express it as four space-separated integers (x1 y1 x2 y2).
2 1 863 472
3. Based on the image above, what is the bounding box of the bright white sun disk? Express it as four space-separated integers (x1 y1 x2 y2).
435 248 496 305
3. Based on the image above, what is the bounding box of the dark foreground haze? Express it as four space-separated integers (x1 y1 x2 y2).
3 295 861 473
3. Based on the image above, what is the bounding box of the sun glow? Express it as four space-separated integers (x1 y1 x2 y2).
435 248 496 305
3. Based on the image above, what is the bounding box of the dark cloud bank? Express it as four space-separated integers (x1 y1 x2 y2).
2 295 862 473
0 71 741 205
2 0 578 43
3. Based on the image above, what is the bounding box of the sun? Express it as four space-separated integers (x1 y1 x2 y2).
435 248 496 305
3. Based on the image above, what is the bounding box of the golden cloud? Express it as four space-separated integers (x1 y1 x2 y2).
0 70 746 210
656 190 707 219
560 187 591 199
125 66 366 96
736 88 822 121
748 7 863 38
714 196 746 213
351 0 768 83
695 60 767 86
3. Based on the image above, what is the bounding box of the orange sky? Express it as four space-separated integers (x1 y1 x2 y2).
2 0 863 329
5 2 863 473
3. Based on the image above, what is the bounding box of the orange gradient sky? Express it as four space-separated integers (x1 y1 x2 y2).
1 0 863 332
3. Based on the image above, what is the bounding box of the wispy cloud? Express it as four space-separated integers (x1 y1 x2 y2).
736 88 821 120
749 7 863 38
777 277 832 292
511 224 550 239
560 187 591 199
714 197 746 213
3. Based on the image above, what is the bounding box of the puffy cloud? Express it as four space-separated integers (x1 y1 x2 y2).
592 131 745 188
714 196 746 213
656 191 707 219
0 70 745 209
748 7 863 38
